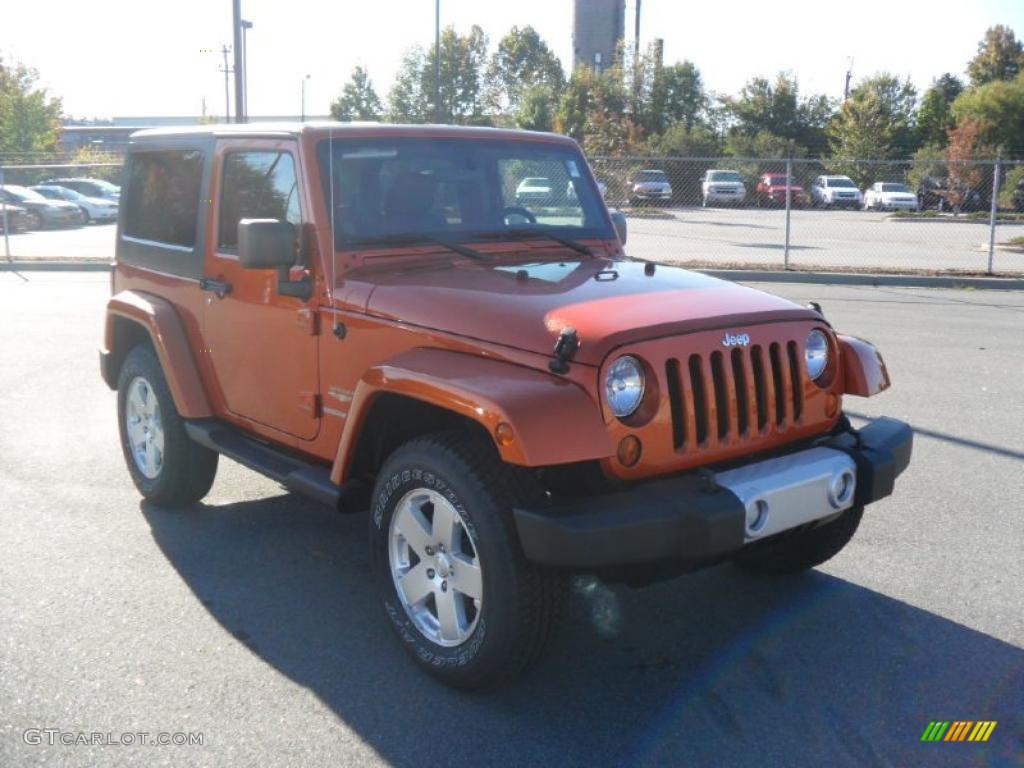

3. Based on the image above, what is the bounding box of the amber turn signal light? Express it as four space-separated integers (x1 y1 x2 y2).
495 422 515 447
617 435 642 467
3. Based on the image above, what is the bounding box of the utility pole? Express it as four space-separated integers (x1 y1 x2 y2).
232 0 245 122
843 57 854 101
434 0 441 123
219 45 233 123
634 0 641 58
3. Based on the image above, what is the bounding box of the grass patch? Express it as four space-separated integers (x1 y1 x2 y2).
890 210 1024 222
1004 236 1024 248
621 206 676 219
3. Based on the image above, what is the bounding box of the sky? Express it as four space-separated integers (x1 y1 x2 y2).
2 0 1023 120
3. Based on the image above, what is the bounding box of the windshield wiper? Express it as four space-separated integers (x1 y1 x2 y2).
473 228 593 257
348 233 490 262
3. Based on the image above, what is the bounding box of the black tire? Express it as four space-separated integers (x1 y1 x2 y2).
79 207 91 224
369 431 566 690
116 344 218 506
27 210 44 230
732 506 863 576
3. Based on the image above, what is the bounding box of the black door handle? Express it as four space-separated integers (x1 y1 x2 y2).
200 277 232 297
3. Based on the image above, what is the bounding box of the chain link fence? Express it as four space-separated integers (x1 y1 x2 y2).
3 154 1024 275
1 160 124 262
590 156 1024 276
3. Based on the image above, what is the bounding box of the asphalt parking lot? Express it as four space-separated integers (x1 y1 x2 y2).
0 272 1022 767
625 206 1024 274
4 212 1023 276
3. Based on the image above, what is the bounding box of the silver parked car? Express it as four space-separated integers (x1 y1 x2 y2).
31 185 119 223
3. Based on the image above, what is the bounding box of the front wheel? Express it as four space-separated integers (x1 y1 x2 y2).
732 506 863 576
369 432 565 689
116 345 218 506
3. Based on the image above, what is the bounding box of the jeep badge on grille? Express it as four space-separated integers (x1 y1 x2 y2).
722 332 751 347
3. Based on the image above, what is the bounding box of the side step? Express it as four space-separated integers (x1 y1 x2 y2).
184 420 370 512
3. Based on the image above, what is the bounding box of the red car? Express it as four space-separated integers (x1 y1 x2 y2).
755 173 807 207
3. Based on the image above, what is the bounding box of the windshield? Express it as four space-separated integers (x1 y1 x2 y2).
709 171 743 183
635 170 668 183
5 186 46 202
767 176 797 186
36 186 83 201
880 183 910 193
317 137 611 249
826 177 856 188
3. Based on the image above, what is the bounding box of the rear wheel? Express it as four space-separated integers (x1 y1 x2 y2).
116 345 218 506
27 211 44 229
732 506 863 575
369 431 565 689
79 207 91 224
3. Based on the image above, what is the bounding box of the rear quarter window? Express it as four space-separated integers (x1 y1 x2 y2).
123 150 203 248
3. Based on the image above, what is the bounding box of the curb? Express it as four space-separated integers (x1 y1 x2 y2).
1 261 113 272
698 268 1024 290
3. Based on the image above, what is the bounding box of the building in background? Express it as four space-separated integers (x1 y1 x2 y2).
572 0 625 73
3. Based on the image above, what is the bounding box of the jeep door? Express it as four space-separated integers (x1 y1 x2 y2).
202 139 320 441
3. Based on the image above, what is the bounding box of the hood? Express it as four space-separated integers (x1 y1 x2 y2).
351 257 817 365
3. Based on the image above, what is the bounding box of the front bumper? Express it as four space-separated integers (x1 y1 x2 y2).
514 417 912 569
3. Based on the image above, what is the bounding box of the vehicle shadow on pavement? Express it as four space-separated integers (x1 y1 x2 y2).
141 497 1024 768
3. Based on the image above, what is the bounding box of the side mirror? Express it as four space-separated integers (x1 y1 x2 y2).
238 218 296 269
609 209 628 245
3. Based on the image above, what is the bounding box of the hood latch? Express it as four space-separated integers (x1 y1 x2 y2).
549 327 580 374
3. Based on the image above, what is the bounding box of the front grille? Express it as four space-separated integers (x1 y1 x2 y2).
666 342 804 451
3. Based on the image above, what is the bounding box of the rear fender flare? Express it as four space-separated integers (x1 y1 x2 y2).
101 290 212 417
330 348 614 485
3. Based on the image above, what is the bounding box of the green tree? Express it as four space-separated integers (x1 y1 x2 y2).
0 54 62 156
485 26 564 114
967 25 1024 86
951 73 1024 153
846 73 918 155
555 66 625 142
515 84 555 131
330 66 383 121
661 61 707 131
647 123 721 156
828 92 897 186
723 73 834 155
387 26 489 124
917 73 964 148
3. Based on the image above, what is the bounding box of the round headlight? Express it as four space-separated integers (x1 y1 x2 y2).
805 329 830 380
605 356 646 418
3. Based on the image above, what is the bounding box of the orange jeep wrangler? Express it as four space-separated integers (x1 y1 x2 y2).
100 123 911 689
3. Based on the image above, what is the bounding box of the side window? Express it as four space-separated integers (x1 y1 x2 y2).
218 151 301 251
123 150 203 248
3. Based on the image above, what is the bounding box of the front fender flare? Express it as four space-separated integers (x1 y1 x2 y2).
101 290 212 418
838 334 891 397
330 348 614 485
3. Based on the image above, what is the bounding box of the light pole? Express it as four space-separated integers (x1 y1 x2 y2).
232 0 245 122
301 74 311 122
241 19 253 117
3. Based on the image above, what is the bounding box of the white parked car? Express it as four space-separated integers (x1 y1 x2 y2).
629 169 673 205
811 175 863 209
515 177 555 205
31 185 119 223
862 182 919 212
701 169 746 207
